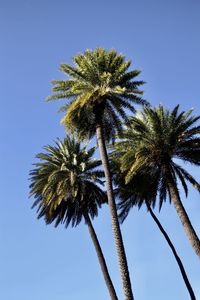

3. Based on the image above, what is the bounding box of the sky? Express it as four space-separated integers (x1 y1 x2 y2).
0 0 200 299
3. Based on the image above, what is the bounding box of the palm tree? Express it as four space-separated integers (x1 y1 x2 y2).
111 166 196 300
112 104 200 258
47 48 148 299
29 136 118 300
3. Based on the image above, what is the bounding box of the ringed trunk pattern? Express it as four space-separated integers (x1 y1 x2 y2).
166 167 200 258
96 122 134 300
84 213 118 300
147 203 196 300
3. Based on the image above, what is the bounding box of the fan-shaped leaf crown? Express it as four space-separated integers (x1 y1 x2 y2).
47 48 147 142
29 136 107 228
112 105 200 211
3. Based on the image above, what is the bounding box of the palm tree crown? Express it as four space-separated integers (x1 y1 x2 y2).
47 48 147 141
113 104 200 207
29 136 106 227
112 104 200 257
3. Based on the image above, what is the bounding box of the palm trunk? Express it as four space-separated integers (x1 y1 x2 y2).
166 167 200 258
146 202 196 300
84 213 118 300
96 122 134 300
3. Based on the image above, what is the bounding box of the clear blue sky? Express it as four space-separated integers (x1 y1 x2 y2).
1 0 200 299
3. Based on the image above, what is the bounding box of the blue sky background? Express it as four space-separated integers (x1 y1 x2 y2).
1 0 200 299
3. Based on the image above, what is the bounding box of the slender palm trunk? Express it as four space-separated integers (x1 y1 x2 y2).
96 122 134 300
166 167 200 258
84 213 118 300
146 202 196 300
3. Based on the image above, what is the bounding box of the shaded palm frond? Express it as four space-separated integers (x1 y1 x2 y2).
29 136 107 228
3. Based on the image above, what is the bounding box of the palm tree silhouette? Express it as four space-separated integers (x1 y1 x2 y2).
29 136 118 300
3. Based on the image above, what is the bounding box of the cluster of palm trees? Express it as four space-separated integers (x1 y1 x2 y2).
29 48 200 300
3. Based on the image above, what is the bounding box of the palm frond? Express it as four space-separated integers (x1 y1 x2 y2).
47 48 146 142
29 136 106 228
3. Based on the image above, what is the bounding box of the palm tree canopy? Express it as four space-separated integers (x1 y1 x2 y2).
29 136 107 227
109 159 156 222
47 48 147 141
112 105 200 210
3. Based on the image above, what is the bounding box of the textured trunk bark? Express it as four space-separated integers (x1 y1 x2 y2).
96 122 134 300
146 203 196 300
166 168 200 258
84 213 118 300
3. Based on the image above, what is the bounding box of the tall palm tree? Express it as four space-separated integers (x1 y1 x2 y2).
112 104 200 258
29 137 118 300
47 48 148 299
111 165 196 300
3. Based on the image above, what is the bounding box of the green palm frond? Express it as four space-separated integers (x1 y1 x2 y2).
29 136 107 228
111 104 200 211
110 160 157 223
48 48 147 141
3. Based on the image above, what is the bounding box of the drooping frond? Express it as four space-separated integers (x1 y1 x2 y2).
29 136 107 228
48 48 147 141
111 104 200 214
110 160 157 223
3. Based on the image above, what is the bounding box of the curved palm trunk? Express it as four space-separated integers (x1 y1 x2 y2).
146 202 196 300
96 122 134 300
84 213 118 300
166 168 200 258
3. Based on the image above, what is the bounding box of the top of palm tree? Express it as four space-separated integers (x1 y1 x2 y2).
47 48 148 141
29 136 107 227
112 104 200 210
